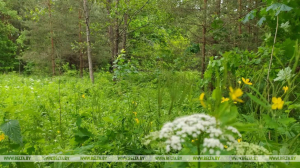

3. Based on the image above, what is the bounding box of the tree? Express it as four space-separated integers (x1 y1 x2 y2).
83 0 94 83
0 0 18 72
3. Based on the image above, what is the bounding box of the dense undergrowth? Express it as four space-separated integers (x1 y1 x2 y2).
0 67 300 167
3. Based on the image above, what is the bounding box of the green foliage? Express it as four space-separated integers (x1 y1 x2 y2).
0 120 22 145
113 50 138 80
1 0 300 167
0 0 18 71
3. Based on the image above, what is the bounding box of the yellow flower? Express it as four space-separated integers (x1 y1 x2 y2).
132 101 137 106
224 145 228 149
242 77 252 85
133 112 137 116
283 86 288 93
229 87 244 103
238 139 242 143
135 118 139 124
82 94 85 98
191 139 195 143
199 93 205 101
238 80 241 84
221 97 229 103
272 97 284 110
199 93 206 108
0 133 5 141
57 131 60 134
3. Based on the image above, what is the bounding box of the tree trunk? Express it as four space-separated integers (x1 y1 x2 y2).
248 0 251 34
106 0 115 71
217 0 221 16
114 0 120 59
83 0 94 83
255 0 259 49
238 0 242 35
79 9 83 78
48 0 55 76
122 10 128 50
201 0 207 79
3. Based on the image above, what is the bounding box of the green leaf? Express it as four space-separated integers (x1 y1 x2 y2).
278 118 296 125
220 105 238 125
266 3 292 16
76 127 93 137
0 120 23 145
257 17 266 26
242 114 257 123
247 93 269 109
102 116 117 125
247 85 269 104
263 115 278 129
76 116 82 127
243 10 256 24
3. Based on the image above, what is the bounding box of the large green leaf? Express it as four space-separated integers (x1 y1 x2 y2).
266 3 292 16
0 120 23 145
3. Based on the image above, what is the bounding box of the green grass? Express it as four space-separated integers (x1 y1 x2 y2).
0 72 203 167
0 70 299 168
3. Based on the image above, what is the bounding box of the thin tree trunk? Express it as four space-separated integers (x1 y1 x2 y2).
48 0 55 76
79 9 83 78
238 0 242 35
83 0 94 83
201 0 207 79
114 0 120 59
217 0 221 16
255 0 259 49
106 0 115 71
248 0 251 34
122 6 128 50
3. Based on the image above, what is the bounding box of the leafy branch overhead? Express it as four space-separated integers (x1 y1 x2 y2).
243 2 293 26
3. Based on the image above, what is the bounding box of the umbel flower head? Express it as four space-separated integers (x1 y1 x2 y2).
274 67 294 82
227 142 270 155
156 114 242 153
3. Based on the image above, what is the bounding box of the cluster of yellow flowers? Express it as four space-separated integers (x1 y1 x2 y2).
0 133 5 141
132 112 139 124
200 77 288 110
191 138 198 143
132 101 138 106
133 112 137 117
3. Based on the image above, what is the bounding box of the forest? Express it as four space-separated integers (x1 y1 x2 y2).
0 0 300 167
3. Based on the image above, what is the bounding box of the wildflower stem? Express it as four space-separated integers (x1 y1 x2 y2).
59 76 63 141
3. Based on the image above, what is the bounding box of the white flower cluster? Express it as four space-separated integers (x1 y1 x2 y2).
157 113 242 153
227 142 271 155
143 131 160 145
274 67 294 82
